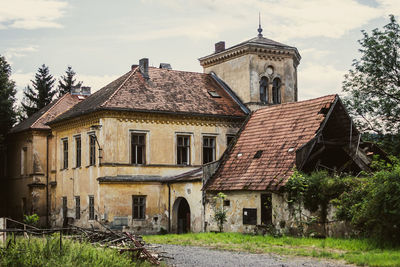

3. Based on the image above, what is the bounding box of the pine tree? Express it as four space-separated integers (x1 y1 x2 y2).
0 55 17 145
58 66 82 96
21 64 56 117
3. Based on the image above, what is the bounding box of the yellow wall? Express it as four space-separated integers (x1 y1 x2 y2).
50 111 242 231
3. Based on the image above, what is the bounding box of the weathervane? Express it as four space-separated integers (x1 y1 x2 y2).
258 12 263 38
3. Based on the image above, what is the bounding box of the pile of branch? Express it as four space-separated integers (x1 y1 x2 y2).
69 223 159 265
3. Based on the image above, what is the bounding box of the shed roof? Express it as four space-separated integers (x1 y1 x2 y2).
205 95 338 191
50 67 246 124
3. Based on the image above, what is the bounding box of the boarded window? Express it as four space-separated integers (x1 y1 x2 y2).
62 139 68 169
177 135 190 165
89 196 94 220
132 196 146 219
62 197 67 219
89 135 96 166
131 133 146 164
243 208 257 225
75 196 80 220
203 136 216 164
75 136 81 168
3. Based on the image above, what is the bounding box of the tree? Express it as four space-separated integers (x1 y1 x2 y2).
211 192 227 232
58 66 82 96
0 55 17 146
342 15 400 136
21 64 56 117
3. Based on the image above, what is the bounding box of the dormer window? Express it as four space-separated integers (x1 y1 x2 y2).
259 76 268 103
272 77 281 104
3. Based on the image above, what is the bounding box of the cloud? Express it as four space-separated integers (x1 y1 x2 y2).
75 74 119 93
140 0 384 41
10 71 34 102
0 0 68 29
298 63 346 100
4 46 38 63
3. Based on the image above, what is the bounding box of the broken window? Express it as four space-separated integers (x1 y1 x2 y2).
272 77 281 104
132 195 146 219
62 196 67 219
131 133 146 165
89 134 96 166
243 208 257 225
21 147 27 175
226 135 235 146
89 195 94 220
259 76 268 103
63 139 68 169
223 200 230 207
177 135 190 165
203 136 216 164
75 196 80 220
75 136 81 168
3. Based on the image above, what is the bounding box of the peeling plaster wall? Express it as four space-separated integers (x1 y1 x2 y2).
50 112 241 231
203 53 297 108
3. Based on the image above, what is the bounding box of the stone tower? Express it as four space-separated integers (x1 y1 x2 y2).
199 25 301 111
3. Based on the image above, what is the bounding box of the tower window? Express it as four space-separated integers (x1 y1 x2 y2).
272 77 281 104
259 76 268 103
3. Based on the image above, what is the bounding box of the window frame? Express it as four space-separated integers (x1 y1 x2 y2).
75 135 81 168
75 196 80 220
202 136 216 164
62 138 68 169
132 195 146 220
176 135 191 166
88 133 96 166
272 77 281 104
131 132 146 165
243 208 257 225
88 195 95 220
226 134 235 147
259 76 269 103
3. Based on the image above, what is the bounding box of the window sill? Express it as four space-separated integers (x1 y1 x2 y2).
72 166 82 170
86 165 97 168
60 168 68 171
132 218 146 221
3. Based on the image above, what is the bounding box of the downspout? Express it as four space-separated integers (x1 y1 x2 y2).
168 182 171 232
46 133 51 228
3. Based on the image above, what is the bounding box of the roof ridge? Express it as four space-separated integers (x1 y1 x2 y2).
30 93 70 129
101 66 138 108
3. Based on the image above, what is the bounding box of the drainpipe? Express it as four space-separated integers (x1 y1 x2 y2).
168 182 171 232
46 133 51 228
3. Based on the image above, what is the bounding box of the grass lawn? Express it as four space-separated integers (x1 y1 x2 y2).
143 232 400 267
0 235 153 267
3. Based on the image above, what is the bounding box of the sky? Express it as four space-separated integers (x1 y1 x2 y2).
0 0 399 103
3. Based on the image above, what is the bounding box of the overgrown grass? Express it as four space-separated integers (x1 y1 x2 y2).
0 235 151 267
144 232 400 267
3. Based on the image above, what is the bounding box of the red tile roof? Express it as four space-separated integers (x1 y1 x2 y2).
51 67 246 124
10 93 85 133
205 95 338 191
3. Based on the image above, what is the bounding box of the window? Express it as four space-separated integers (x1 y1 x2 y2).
177 135 190 165
259 76 268 103
75 196 80 219
272 77 281 104
223 200 230 207
243 208 257 225
131 133 146 164
132 195 146 219
75 136 81 168
21 147 27 175
203 136 216 164
89 134 96 166
89 195 94 220
226 135 235 146
62 139 68 169
62 197 67 219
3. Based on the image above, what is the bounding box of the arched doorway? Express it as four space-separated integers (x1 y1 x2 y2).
172 197 191 233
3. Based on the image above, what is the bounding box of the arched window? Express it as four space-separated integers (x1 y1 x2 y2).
272 78 281 104
259 76 268 103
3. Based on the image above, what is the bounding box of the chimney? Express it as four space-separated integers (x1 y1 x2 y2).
139 58 149 79
81 86 91 96
71 85 81 95
215 41 225 53
159 63 172 70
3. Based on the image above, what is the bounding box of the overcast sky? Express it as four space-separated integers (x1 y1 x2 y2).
1 0 399 103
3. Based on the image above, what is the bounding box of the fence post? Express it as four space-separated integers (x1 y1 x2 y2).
0 218 5 246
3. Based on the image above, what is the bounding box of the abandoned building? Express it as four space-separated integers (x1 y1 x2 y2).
3 26 376 234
